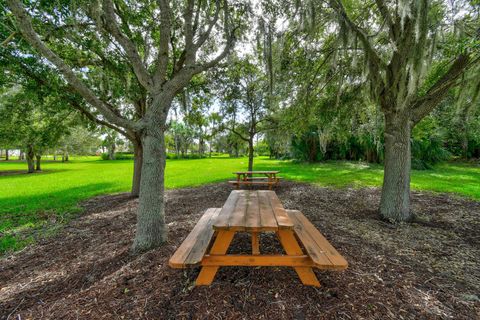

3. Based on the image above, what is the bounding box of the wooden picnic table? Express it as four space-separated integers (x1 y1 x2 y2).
229 170 280 190
169 190 348 286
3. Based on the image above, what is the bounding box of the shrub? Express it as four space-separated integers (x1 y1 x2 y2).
100 152 134 160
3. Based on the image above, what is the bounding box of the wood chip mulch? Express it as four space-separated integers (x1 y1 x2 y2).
1 181 479 319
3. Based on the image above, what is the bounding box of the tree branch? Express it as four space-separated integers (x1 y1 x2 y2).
152 0 172 88
330 0 384 68
411 54 472 124
374 0 395 40
330 0 385 90
226 126 250 142
101 0 153 90
6 0 140 132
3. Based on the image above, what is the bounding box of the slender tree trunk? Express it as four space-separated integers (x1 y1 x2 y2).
199 136 204 155
65 152 69 161
234 142 239 158
380 112 413 222
5 149 8 161
35 154 41 171
26 145 35 173
132 112 168 253
209 137 212 157
19 150 24 160
248 138 254 171
108 143 116 160
174 136 180 158
131 137 143 197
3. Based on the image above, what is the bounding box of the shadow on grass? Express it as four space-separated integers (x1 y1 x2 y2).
0 182 117 232
0 169 72 177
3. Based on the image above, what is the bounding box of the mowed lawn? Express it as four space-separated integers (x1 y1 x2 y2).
1 156 479 253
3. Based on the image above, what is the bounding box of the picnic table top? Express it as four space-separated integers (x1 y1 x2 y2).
233 171 280 174
213 190 293 231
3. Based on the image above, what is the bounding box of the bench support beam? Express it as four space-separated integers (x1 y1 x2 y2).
277 230 321 287
251 232 260 255
202 255 314 267
195 230 235 285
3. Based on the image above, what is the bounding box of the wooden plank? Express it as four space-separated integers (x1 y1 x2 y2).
213 191 240 230
228 181 277 185
258 191 278 230
265 191 294 230
287 210 348 270
169 208 221 268
245 191 261 231
201 255 313 267
233 171 280 174
228 191 248 230
195 230 235 285
277 229 321 286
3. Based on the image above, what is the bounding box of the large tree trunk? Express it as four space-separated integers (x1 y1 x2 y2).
248 138 254 171
26 145 35 173
132 114 168 253
131 137 143 197
35 154 41 171
379 112 413 222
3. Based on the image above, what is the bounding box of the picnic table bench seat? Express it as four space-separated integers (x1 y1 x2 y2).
286 210 348 270
169 208 220 268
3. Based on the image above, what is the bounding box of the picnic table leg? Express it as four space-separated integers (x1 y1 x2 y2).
251 232 260 255
195 230 235 286
277 230 320 287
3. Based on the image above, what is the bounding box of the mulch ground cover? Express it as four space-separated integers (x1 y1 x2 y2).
1 181 479 319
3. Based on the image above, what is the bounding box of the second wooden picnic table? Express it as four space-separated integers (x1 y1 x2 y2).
229 170 280 190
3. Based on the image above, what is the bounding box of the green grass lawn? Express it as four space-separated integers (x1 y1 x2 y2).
1 156 479 253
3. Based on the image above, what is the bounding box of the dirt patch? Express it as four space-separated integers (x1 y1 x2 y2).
1 182 479 319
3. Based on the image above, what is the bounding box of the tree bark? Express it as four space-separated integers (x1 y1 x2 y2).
131 137 143 197
26 145 35 173
379 112 413 222
35 154 41 171
248 138 254 171
132 112 168 253
5 149 8 161
108 143 116 160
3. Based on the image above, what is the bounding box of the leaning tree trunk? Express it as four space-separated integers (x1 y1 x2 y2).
131 137 143 197
247 138 254 172
132 111 168 253
35 154 41 171
26 145 35 173
379 112 413 222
